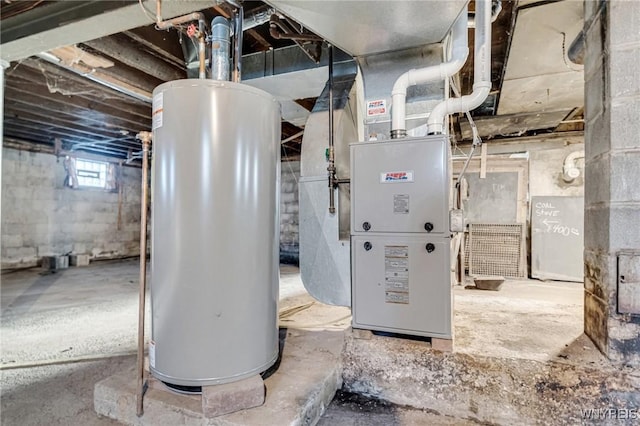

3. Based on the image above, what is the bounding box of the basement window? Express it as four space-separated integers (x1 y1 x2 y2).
76 159 108 188
64 156 117 191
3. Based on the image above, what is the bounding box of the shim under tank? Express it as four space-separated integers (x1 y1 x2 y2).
150 79 281 387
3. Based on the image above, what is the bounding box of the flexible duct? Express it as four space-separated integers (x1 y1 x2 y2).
427 0 492 135
211 16 231 81
390 5 469 139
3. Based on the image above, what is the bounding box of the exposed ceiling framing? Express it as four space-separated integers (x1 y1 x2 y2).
1 0 585 162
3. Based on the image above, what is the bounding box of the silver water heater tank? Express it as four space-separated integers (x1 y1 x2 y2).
150 79 281 387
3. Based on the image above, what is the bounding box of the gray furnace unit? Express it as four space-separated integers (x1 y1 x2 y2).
350 136 452 339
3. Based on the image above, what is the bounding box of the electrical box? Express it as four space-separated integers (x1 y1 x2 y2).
350 136 452 339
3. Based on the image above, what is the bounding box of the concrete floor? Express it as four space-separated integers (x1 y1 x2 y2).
1 259 588 425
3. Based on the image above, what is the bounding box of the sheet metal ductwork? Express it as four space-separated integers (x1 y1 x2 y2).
299 74 358 307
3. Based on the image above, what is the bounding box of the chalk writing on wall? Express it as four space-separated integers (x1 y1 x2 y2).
534 201 580 237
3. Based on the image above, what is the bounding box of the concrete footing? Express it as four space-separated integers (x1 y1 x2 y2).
94 329 343 426
202 375 265 418
342 329 640 425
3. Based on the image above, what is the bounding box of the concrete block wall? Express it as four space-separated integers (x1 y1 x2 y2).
1 147 141 269
583 0 640 365
280 160 300 264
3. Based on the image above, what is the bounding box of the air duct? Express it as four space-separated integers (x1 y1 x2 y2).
390 5 469 139
211 16 231 81
427 0 492 135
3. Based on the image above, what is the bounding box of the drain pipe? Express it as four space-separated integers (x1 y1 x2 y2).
211 16 231 81
390 5 469 139
135 131 152 417
155 0 206 79
427 0 492 135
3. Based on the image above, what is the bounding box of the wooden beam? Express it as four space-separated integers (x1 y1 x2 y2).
4 87 150 129
294 97 317 112
124 26 185 68
19 56 155 103
83 33 186 82
213 4 232 19
50 45 115 69
8 68 151 119
247 29 272 50
1 0 213 62
4 94 148 136
4 110 140 150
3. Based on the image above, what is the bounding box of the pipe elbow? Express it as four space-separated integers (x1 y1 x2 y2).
562 150 585 181
392 72 411 96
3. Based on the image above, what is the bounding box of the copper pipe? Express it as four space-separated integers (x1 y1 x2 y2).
135 131 152 417
198 32 206 79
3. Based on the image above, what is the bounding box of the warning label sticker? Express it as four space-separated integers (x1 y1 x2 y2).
366 99 387 117
385 245 409 304
152 92 163 130
394 194 410 214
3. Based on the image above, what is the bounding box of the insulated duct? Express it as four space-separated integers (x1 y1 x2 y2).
390 5 469 139
427 0 492 134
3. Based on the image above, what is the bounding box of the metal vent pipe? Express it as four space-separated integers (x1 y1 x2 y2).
427 0 492 134
211 16 231 81
390 5 469 139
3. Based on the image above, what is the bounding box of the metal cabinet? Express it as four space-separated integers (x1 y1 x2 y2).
352 234 451 338
350 136 451 338
351 137 448 234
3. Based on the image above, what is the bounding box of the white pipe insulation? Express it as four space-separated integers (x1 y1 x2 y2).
390 5 469 138
427 0 492 135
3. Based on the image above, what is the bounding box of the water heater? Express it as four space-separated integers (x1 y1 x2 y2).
150 79 281 387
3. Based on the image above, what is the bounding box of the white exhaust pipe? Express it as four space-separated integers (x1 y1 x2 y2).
390 5 469 139
427 0 492 135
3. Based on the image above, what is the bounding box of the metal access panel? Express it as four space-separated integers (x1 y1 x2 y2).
351 136 449 234
352 234 452 338
618 251 640 316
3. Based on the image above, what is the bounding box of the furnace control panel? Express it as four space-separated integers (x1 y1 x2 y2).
350 137 449 234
